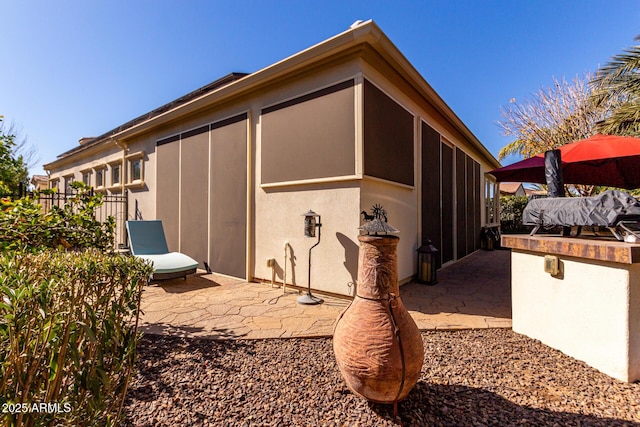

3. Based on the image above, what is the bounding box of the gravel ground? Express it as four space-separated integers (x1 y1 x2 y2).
124 329 640 426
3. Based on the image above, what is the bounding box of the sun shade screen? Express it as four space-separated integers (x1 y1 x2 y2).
156 141 180 250
363 79 414 186
210 117 247 278
421 122 441 267
473 161 481 250
180 127 209 269
466 155 476 253
260 81 355 184
456 148 467 259
441 143 454 264
455 148 482 259
420 124 455 267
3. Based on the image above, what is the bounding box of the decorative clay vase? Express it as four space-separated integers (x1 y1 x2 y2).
333 235 424 405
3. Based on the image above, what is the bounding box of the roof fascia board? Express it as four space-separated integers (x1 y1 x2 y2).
363 25 501 169
107 21 382 141
44 139 120 171
52 20 499 169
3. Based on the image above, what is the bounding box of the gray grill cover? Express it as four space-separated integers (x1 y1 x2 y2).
523 190 640 227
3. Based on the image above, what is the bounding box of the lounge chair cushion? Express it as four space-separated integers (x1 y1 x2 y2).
136 252 199 274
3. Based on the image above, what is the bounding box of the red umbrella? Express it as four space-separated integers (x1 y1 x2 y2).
489 134 640 189
487 155 548 184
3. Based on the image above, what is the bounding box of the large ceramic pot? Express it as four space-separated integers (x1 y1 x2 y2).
333 235 424 404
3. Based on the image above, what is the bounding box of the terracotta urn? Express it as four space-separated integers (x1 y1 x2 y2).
333 235 424 404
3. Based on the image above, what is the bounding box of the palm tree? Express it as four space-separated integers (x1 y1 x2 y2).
591 36 640 136
497 75 617 160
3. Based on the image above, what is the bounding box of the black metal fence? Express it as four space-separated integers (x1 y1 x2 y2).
2 187 129 249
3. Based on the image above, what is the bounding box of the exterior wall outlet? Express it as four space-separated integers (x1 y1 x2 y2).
266 258 276 268
544 255 559 276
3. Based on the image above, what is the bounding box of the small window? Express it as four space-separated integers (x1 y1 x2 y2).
63 175 74 193
131 159 142 181
82 171 91 186
125 152 145 188
112 164 121 185
93 166 107 189
50 179 59 190
96 169 104 188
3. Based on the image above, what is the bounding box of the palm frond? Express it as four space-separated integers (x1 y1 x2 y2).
590 36 640 136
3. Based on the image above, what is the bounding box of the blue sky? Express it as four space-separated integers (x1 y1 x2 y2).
2 0 639 176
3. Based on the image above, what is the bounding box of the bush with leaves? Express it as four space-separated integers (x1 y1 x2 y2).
0 181 153 426
0 250 153 426
0 182 115 252
500 195 530 233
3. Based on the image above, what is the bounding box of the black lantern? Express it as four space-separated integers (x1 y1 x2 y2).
303 210 319 237
298 210 324 305
417 240 438 285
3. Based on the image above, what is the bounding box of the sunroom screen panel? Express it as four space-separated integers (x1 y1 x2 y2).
261 81 355 184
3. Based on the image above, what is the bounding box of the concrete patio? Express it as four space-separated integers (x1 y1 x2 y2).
139 249 511 339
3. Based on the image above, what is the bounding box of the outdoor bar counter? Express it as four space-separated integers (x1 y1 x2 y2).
502 234 640 383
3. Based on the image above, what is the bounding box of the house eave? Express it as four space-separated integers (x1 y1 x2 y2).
44 139 121 171
362 24 501 169
47 20 500 170
105 23 380 142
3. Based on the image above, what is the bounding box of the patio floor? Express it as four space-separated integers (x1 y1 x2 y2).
139 248 512 339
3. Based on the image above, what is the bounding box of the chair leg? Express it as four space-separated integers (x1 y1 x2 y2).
203 261 212 274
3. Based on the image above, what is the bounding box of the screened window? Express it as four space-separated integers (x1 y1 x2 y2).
125 152 145 188
64 175 74 193
131 159 141 181
260 80 355 185
112 164 121 185
82 171 91 186
96 169 104 188
363 79 414 186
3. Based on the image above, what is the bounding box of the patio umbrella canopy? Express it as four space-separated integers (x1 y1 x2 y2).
489 134 640 189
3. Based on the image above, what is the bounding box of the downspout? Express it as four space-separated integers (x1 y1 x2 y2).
113 139 129 198
114 139 129 248
283 241 289 294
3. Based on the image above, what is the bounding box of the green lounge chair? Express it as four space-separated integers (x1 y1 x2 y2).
126 220 199 280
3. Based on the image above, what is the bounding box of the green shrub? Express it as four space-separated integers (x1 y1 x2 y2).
0 250 153 426
0 182 115 253
500 195 530 233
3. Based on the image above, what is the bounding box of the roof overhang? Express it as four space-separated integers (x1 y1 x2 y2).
45 20 500 170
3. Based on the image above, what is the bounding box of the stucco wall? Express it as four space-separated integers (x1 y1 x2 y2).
46 137 157 249
360 178 418 284
251 61 364 295
126 135 157 221
511 250 640 382
47 143 124 189
253 181 361 296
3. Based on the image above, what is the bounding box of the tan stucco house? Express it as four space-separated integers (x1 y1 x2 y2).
499 182 526 197
44 20 501 296
30 175 49 192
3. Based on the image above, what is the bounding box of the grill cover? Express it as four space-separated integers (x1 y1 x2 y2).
523 190 640 227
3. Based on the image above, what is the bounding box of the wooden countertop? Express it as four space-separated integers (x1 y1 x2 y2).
501 234 640 264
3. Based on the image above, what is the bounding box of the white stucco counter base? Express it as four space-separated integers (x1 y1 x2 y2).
503 234 640 383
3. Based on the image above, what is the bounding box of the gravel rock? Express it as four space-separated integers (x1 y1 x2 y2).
124 329 640 426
